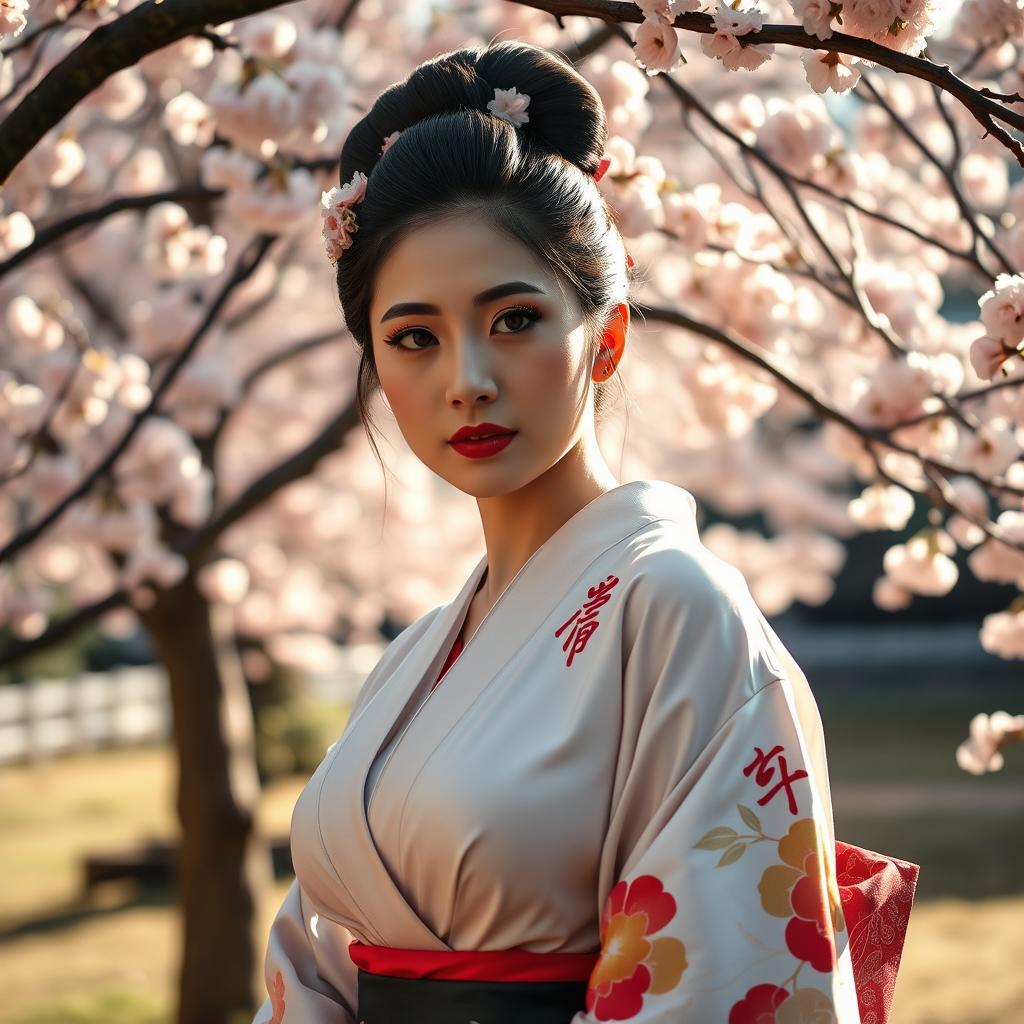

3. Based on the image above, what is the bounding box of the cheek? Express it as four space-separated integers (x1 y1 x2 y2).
376 358 425 419
512 335 581 395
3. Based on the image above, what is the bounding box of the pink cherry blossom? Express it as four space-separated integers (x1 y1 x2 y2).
633 15 684 75
980 611 1024 660
848 482 916 530
882 529 959 596
969 335 1014 380
844 0 901 35
235 12 298 59
945 477 989 551
956 710 1024 772
968 512 1024 586
198 558 251 605
789 0 837 38
0 0 28 40
0 206 34 259
380 130 401 155
711 0 764 33
802 50 861 93
226 167 321 235
208 74 303 154
979 273 1024 345
954 0 1024 45
164 91 216 148
585 56 652 138
200 147 261 191
873 574 913 610
755 97 834 176
954 422 1018 477
121 543 189 601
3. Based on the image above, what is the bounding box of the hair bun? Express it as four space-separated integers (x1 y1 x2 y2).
363 40 607 180
473 41 608 176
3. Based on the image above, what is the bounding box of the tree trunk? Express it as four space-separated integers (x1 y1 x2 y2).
140 571 271 1024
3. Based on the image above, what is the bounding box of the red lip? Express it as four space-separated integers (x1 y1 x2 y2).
449 433 517 459
448 422 516 443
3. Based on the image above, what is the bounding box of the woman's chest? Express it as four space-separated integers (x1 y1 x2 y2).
318 637 626 946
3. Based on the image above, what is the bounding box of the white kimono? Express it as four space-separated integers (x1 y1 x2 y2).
254 478 862 1023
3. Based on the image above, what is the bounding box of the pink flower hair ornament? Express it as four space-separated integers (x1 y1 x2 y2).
321 95 622 268
321 170 367 265
487 85 530 126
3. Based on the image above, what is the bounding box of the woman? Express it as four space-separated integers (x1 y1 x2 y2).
254 39 918 1024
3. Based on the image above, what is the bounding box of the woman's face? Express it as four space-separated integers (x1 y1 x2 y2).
369 212 624 498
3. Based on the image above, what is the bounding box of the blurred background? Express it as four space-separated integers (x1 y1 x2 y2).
2 0 1024 1021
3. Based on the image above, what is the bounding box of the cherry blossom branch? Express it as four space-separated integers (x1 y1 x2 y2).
0 316 87 486
0 388 363 670
886 373 1024 430
640 49 993 279
0 0 294 182
0 234 278 569
0 590 130 669
0 154 337 279
511 0 1024 164
855 72 1013 275
653 61 912 357
204 327 344 456
866 442 1015 552
637 302 1024 501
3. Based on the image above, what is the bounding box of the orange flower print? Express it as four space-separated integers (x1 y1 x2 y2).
586 873 688 1021
758 818 844 973
269 970 286 1024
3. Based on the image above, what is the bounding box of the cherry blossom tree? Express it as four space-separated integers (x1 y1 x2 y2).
3 0 1024 1019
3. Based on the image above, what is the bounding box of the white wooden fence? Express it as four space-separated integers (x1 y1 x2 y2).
0 643 383 767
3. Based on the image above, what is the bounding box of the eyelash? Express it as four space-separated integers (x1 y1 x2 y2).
381 304 543 352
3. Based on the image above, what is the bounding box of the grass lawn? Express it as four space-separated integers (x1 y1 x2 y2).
1 716 1022 1024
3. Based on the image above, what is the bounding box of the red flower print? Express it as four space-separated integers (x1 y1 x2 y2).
729 984 837 1024
785 916 836 973
586 874 688 1021
728 983 789 1024
269 969 286 1024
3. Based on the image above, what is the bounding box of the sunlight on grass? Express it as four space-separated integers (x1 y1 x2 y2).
2 741 1022 1023
8 990 167 1024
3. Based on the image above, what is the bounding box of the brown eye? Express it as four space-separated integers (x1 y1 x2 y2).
494 306 542 334
383 327 437 351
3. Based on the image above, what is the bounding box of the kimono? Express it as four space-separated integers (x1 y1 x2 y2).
253 478 918 1024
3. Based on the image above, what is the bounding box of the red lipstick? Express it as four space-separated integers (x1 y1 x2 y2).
448 422 518 460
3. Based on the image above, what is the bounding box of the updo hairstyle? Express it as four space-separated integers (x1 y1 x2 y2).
333 39 632 459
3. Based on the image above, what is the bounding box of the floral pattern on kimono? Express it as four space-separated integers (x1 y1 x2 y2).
571 675 861 1023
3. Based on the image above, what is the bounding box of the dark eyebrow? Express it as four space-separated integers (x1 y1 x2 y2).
379 281 545 323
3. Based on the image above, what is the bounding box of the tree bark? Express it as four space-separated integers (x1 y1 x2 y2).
140 571 271 1024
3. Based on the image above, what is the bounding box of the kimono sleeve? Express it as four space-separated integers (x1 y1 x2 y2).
571 675 861 1024
252 877 359 1023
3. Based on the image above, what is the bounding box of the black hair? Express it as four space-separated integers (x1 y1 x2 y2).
332 39 631 470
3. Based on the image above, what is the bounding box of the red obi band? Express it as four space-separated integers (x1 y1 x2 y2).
348 942 599 983
351 840 919 1023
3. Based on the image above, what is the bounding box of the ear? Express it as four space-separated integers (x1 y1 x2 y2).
591 302 629 382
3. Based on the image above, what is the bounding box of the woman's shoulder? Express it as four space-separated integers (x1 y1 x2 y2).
621 520 762 622
617 524 787 702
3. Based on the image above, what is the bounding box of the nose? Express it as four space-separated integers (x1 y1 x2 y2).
445 334 498 408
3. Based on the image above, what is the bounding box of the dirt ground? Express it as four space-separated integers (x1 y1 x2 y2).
1 746 1021 1024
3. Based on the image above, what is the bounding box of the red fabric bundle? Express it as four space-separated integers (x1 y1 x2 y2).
836 840 920 1024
